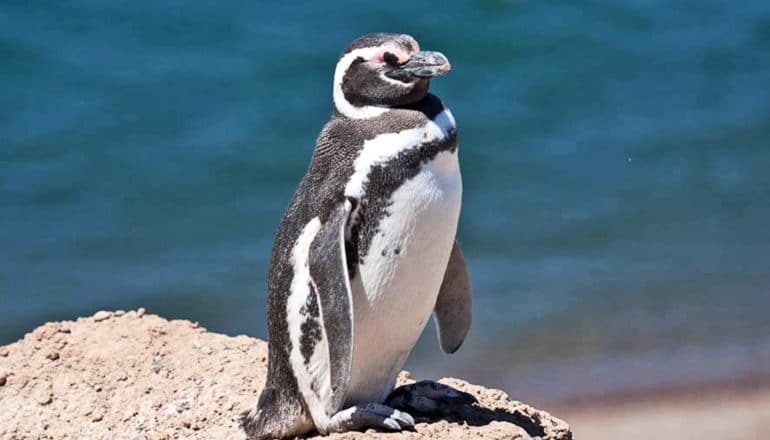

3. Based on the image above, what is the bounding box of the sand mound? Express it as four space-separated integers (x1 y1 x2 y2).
0 310 571 439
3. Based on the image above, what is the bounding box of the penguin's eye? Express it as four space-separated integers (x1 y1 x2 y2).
383 51 400 66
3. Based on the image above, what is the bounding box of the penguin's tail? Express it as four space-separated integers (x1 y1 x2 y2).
241 384 313 440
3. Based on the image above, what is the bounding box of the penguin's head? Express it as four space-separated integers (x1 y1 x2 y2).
333 33 451 119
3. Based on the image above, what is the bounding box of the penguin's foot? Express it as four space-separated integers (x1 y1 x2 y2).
325 403 415 433
385 380 478 417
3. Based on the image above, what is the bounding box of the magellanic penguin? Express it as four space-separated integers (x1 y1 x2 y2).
242 33 473 439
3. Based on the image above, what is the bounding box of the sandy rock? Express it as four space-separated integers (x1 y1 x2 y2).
0 310 571 439
92 310 113 322
35 385 53 405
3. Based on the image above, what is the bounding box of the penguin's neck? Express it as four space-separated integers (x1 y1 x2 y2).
342 97 456 200
332 92 443 122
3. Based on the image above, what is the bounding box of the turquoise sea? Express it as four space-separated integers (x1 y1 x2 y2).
2 1 770 404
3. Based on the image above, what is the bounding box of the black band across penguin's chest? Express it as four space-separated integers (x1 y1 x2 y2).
347 131 458 271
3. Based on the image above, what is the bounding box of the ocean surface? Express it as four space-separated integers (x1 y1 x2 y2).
2 1 770 404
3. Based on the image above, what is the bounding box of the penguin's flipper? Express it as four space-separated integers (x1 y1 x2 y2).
433 241 472 354
243 204 354 439
307 201 355 415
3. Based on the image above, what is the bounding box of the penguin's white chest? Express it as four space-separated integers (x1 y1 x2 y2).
346 149 462 405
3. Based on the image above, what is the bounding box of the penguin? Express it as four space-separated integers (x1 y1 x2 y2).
241 33 473 439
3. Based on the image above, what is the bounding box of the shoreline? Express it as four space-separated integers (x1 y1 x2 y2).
550 372 770 410
555 374 770 440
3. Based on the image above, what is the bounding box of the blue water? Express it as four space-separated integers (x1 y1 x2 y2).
3 1 770 403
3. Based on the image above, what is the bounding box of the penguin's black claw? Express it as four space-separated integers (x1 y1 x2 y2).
385 380 478 416
326 403 415 433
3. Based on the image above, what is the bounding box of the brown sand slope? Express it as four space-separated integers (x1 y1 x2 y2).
0 310 571 440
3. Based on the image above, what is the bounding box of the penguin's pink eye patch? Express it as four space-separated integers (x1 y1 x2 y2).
370 47 409 66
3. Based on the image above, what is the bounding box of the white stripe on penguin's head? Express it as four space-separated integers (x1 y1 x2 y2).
332 34 451 120
333 47 391 119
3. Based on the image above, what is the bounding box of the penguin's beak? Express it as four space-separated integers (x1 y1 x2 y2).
400 51 452 78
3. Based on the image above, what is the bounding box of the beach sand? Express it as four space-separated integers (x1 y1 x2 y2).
559 379 770 440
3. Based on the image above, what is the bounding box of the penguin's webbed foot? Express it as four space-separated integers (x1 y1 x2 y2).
385 380 478 417
325 403 415 433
